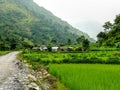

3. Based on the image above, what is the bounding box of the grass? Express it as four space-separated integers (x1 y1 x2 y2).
49 64 120 90
55 81 69 90
0 51 10 56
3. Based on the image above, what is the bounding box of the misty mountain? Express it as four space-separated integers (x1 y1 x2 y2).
0 0 94 50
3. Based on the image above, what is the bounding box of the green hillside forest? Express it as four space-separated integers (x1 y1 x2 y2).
0 0 94 50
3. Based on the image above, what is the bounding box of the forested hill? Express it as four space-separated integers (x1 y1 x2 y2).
0 0 94 50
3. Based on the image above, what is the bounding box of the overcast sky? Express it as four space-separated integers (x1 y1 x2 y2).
33 0 120 39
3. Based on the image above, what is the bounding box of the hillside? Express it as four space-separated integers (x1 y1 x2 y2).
0 0 94 50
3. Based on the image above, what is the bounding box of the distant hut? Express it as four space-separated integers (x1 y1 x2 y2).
52 46 59 52
32 47 39 50
40 45 48 51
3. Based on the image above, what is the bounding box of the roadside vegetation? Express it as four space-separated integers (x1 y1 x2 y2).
0 51 11 56
21 49 120 67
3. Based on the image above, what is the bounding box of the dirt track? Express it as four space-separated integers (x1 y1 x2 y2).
0 52 52 90
0 52 40 90
0 52 19 85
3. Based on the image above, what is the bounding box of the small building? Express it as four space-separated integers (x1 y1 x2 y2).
40 45 48 51
52 46 59 52
32 47 39 50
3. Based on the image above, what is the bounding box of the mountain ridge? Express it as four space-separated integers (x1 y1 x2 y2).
0 0 94 50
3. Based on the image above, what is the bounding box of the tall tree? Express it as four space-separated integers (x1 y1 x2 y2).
76 36 85 44
97 32 106 47
67 38 72 45
82 39 90 51
114 14 120 24
103 21 112 33
51 38 57 45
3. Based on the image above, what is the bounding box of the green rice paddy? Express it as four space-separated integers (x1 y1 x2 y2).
49 64 120 90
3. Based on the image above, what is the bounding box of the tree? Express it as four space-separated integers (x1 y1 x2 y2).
76 37 81 44
76 36 89 51
22 38 34 48
80 36 85 42
114 14 120 25
67 38 71 45
47 44 52 51
76 36 85 44
97 32 106 47
82 39 90 51
51 38 57 45
97 32 106 39
103 21 112 33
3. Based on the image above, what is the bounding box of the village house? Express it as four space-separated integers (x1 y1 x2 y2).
52 46 59 52
40 45 48 51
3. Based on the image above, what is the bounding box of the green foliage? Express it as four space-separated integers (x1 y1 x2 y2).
97 14 120 47
82 39 90 51
0 51 10 55
21 49 120 65
76 36 85 44
49 64 120 90
103 21 112 32
76 36 90 51
67 38 72 45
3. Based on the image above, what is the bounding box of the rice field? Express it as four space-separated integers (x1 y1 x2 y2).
49 64 120 90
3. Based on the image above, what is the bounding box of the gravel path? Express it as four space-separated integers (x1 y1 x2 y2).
0 52 40 90
0 52 18 85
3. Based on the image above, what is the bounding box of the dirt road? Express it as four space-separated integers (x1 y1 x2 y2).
0 52 18 85
0 52 40 90
0 52 54 90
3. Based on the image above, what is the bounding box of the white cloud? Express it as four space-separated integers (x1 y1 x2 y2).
33 0 120 39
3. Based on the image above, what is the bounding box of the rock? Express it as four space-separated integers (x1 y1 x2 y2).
28 74 37 81
28 83 41 90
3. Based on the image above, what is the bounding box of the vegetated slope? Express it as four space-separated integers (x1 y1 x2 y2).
0 0 94 50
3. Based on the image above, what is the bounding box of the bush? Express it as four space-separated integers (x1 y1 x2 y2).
20 50 120 66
